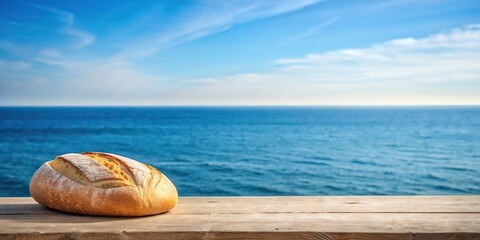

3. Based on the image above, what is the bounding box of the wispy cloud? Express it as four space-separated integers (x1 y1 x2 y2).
287 16 341 42
29 4 95 49
38 49 62 58
2 1 479 106
31 4 75 25
33 58 77 68
5 24 480 105
8 21 22 27
0 41 31 56
124 0 325 58
62 27 96 49
0 57 162 105
0 59 31 70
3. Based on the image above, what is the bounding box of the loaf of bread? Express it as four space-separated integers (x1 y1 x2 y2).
30 152 178 216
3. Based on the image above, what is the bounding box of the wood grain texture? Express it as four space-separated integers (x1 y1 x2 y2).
0 196 479 240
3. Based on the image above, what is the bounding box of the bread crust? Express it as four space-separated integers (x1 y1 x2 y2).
30 153 178 216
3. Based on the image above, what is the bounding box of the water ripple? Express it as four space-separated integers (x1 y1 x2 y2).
1 107 479 196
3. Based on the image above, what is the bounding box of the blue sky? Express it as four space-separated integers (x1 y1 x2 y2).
1 0 479 105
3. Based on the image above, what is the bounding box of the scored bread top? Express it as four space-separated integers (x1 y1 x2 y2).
48 152 155 189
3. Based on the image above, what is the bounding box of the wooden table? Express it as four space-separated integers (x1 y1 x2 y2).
1 196 479 239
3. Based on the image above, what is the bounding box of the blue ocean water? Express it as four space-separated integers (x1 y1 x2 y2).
0 107 479 197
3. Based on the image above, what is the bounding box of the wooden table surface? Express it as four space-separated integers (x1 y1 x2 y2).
1 196 479 239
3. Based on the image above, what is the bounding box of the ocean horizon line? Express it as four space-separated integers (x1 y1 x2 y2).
1 104 480 108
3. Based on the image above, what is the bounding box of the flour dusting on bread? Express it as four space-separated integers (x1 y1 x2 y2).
57 153 118 182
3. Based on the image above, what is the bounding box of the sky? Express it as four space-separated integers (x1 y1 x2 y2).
0 0 479 106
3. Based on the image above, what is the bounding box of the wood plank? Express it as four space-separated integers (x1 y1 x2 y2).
0 196 479 240
2 196 479 214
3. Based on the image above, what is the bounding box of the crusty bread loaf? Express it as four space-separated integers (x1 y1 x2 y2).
30 152 178 216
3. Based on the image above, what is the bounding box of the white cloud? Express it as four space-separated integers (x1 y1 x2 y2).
0 57 165 105
378 25 480 49
274 24 480 66
167 23 480 105
4 24 480 105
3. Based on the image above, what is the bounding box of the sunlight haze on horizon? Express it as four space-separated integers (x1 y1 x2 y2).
1 0 480 106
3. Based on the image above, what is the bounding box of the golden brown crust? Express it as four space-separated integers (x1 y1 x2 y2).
29 152 178 216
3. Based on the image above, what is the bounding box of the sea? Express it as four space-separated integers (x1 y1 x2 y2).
0 107 479 197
